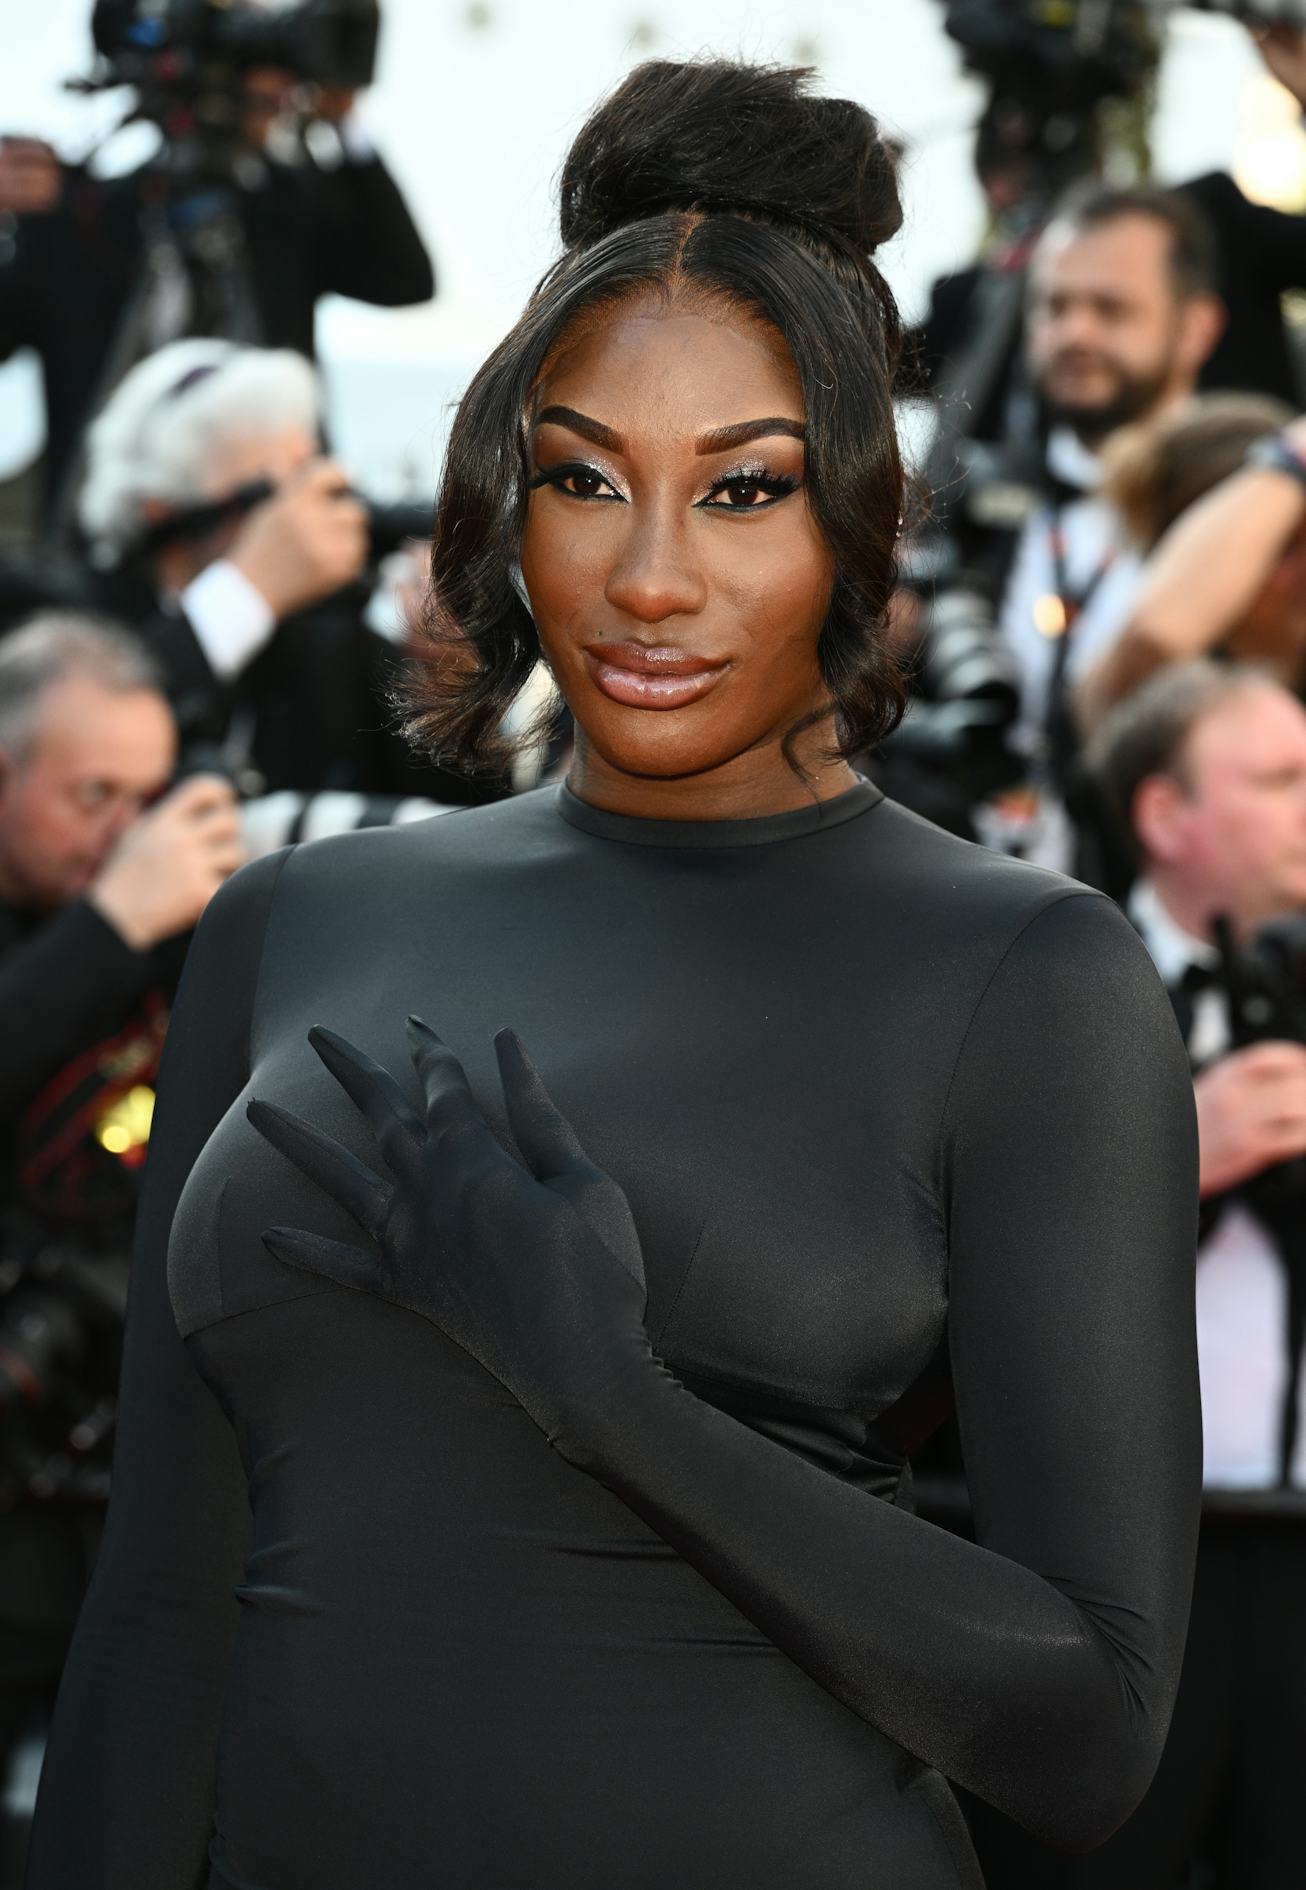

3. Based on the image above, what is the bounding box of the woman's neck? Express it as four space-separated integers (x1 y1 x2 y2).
566 730 859 822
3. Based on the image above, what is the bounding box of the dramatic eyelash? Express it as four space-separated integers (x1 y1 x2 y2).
526 460 619 497
700 461 802 506
526 459 801 506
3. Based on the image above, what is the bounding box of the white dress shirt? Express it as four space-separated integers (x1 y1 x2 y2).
179 560 277 682
1129 878 1306 1489
1000 427 1145 762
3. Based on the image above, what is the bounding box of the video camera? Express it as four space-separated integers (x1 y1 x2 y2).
1206 909 1306 1482
882 584 1026 803
72 0 380 184
939 2 1306 208
1206 909 1306 1214
129 477 430 571
944 3 1306 118
89 0 379 96
1215 911 1306 1050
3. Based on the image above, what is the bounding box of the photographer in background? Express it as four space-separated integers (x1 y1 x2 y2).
70 336 484 814
918 13 1306 430
77 339 364 766
891 186 1223 866
973 659 1306 1888
0 610 242 1864
999 190 1223 760
0 1 434 526
1075 405 1306 737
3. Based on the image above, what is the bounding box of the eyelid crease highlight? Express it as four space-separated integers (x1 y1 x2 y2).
528 457 802 512
698 464 801 511
527 459 626 501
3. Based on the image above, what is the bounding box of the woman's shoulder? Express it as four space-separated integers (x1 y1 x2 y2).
861 792 1111 941
851 793 1171 1028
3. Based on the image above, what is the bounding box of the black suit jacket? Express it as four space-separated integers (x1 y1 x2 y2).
0 151 435 513
84 562 502 808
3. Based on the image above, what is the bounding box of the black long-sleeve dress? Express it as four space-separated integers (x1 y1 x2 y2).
25 776 1201 1890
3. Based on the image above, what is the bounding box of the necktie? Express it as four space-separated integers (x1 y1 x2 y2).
1170 960 1218 1050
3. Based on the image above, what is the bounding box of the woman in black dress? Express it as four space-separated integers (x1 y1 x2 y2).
27 61 1201 1890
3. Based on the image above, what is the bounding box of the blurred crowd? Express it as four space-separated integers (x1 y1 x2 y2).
2 4 1306 1888
886 17 1306 1889
0 11 570 1881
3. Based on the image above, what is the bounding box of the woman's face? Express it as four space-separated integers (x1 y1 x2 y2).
519 294 840 807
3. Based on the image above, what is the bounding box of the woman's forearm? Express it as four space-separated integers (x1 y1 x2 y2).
1135 465 1305 648
564 1357 1164 1853
1077 461 1306 732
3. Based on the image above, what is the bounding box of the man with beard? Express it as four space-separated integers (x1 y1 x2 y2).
989 186 1225 866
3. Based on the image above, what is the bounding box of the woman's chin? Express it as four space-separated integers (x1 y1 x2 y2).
574 699 747 782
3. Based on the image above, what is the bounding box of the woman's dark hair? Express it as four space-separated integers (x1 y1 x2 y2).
398 59 909 778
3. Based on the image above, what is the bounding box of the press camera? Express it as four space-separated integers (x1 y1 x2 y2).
72 0 381 183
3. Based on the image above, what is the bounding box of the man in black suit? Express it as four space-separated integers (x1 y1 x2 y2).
912 22 1306 425
64 336 506 817
0 611 244 1875
0 69 433 522
972 659 1306 1889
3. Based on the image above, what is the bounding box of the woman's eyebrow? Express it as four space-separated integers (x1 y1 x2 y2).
532 408 807 456
696 417 805 454
533 405 623 449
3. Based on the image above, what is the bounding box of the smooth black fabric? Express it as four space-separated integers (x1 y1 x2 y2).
969 1516 1306 1890
26 780 1202 1890
968 956 1306 1890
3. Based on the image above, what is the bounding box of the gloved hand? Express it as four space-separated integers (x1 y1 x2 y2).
246 1018 653 1456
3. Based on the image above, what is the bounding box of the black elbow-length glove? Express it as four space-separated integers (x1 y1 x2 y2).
247 1018 655 1453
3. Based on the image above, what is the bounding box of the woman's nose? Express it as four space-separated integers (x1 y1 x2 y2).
603 507 708 625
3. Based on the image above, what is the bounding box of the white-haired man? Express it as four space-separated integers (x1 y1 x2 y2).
76 339 374 785
68 337 555 817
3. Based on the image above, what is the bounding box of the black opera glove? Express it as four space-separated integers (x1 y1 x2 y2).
245 1018 654 1456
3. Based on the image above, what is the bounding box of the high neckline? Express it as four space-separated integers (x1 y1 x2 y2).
554 775 884 849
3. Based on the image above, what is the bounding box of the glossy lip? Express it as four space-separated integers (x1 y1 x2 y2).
581 641 731 712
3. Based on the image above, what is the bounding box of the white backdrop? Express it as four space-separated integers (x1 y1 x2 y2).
0 0 1275 493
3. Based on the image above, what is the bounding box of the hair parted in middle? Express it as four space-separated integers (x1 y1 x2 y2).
398 59 911 779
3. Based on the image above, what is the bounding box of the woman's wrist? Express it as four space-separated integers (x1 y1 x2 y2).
549 1346 683 1474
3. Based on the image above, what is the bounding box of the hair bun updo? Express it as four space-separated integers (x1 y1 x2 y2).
558 59 902 271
